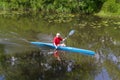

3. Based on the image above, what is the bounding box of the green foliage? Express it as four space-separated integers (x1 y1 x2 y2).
0 0 105 14
2 0 117 22
97 0 120 17
78 0 106 14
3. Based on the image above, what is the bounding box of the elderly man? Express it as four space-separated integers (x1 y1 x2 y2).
53 33 66 61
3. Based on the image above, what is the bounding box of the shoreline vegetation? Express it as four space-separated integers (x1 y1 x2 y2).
96 0 120 18
0 0 120 22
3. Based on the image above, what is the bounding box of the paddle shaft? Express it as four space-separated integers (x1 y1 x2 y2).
64 30 75 41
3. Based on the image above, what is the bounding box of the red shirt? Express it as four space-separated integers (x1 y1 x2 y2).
53 36 63 46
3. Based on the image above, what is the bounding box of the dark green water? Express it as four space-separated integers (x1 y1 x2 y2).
0 15 120 80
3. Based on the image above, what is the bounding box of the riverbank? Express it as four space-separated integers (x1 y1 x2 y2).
95 12 120 18
0 0 120 21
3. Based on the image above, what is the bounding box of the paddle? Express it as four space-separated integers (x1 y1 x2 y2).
63 30 75 41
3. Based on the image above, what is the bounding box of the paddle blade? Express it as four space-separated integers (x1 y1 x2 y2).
64 30 75 40
69 30 75 36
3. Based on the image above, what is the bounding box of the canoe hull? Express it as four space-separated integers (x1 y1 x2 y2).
30 42 95 56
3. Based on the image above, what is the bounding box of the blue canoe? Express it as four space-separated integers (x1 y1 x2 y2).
30 42 95 56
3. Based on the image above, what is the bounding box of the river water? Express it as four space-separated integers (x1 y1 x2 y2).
0 15 120 80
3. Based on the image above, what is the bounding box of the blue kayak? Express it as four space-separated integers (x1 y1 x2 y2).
30 42 95 56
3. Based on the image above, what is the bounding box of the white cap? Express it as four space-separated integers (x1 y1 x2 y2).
56 33 60 36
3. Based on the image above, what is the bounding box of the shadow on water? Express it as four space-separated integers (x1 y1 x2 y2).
0 15 120 80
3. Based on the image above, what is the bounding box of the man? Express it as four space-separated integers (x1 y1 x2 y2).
53 33 66 61
53 33 66 48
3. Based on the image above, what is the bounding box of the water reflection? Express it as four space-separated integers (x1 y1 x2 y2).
95 50 120 69
0 75 5 80
0 15 120 80
94 49 120 80
0 36 119 80
0 50 98 80
108 53 118 64
10 56 17 66
95 67 112 80
67 60 74 72
0 37 37 54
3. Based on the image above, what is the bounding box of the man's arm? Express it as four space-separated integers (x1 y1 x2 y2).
63 37 67 42
53 43 58 49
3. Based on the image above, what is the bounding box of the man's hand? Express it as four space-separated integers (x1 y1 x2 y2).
63 37 67 41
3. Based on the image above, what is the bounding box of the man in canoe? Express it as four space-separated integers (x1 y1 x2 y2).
53 33 66 61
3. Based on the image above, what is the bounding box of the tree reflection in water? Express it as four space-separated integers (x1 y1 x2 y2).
0 50 97 80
